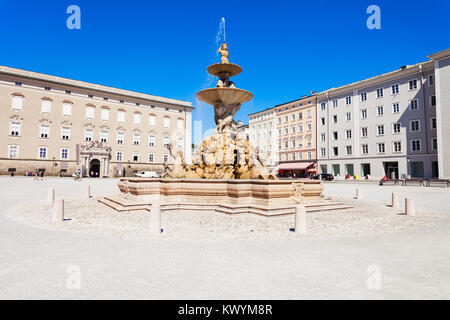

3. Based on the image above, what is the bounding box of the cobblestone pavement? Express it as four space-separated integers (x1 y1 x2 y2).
0 177 449 299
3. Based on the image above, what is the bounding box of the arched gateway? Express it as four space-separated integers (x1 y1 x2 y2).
80 141 112 178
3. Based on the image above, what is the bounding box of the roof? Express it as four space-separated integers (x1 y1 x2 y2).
0 65 193 108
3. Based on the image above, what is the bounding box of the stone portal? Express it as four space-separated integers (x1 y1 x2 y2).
80 141 112 178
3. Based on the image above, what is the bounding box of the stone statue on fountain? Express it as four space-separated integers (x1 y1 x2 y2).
163 43 277 180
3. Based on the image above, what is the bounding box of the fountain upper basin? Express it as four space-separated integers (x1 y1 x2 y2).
196 87 253 106
207 63 242 77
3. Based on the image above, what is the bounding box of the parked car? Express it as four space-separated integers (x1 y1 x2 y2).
312 173 334 181
135 171 160 178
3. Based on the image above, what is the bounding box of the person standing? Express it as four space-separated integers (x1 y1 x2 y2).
40 170 45 181
34 169 39 181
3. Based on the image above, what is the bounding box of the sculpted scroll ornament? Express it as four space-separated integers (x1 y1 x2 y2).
292 183 304 204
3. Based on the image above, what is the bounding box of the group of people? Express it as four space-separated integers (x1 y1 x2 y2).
32 169 45 181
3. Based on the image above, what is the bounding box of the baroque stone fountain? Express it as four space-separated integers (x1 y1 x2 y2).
163 43 275 180
99 43 335 216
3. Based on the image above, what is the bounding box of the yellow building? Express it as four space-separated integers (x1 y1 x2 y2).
0 65 193 177
275 95 317 177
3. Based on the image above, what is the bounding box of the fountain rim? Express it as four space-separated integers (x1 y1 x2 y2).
196 87 253 106
207 63 242 77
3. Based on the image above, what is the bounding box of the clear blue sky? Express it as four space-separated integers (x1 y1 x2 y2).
0 0 448 139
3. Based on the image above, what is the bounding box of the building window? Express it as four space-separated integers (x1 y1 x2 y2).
133 134 140 145
85 129 93 142
291 114 295 121
163 137 169 147
148 153 154 163
163 117 170 128
361 109 367 119
284 116 288 123
393 122 401 134
134 113 141 124
333 115 338 123
332 131 338 140
11 96 23 110
376 88 384 98
117 132 124 144
345 130 352 139
307 151 312 159
361 144 369 155
361 127 368 137
332 100 338 108
409 79 418 90
149 136 155 146
306 122 312 131
116 151 123 161
62 103 72 116
133 153 139 162
40 125 49 138
292 153 296 161
177 119 184 129
392 84 399 95
100 131 108 143
431 96 436 107
345 112 351 121
86 106 95 119
307 110 312 118
346 96 352 105
101 109 110 121
377 143 385 154
298 124 303 132
410 99 419 110
177 137 183 149
320 133 326 141
410 162 424 178
320 102 326 110
360 92 367 101
377 106 384 116
61 148 69 159
291 138 296 149
41 100 51 113
321 117 325 125
291 126 296 134
10 122 21 136
320 148 326 157
345 146 352 155
411 139 421 151
392 103 400 113
117 111 125 123
432 138 437 150
376 125 385 136
410 120 421 132
39 147 48 159
393 141 402 153
298 112 303 119
333 147 338 156
163 154 169 163
429 75 434 86
8 145 19 158
278 117 282 124
61 127 70 140
149 115 156 126
431 118 437 129
298 152 303 160
284 127 288 134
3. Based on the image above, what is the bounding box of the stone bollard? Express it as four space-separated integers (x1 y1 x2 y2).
405 197 416 216
355 188 361 200
392 192 399 208
295 204 307 234
149 201 161 235
85 185 91 199
47 188 55 206
53 199 64 223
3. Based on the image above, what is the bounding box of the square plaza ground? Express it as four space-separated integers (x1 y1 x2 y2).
0 176 449 299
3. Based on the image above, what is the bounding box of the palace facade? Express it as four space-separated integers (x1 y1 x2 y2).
0 65 193 177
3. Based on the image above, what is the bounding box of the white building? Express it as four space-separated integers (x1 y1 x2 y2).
248 108 278 169
316 54 441 180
